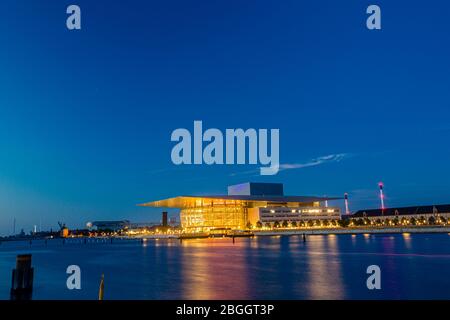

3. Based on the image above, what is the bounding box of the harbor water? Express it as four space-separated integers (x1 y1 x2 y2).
0 233 449 300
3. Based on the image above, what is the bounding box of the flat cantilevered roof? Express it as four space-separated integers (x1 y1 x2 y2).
139 195 342 209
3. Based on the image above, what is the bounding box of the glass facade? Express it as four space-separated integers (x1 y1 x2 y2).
180 199 247 231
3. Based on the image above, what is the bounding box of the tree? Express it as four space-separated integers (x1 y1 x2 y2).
246 222 253 229
410 217 417 225
256 221 263 229
322 220 330 227
307 220 315 227
282 221 289 228
375 219 382 225
428 216 436 225
273 221 280 228
291 221 298 228
265 222 272 229
338 219 350 228
392 217 399 226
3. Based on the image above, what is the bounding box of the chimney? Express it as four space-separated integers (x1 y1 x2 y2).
162 211 168 227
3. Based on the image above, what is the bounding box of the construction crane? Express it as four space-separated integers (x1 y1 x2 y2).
57 222 66 230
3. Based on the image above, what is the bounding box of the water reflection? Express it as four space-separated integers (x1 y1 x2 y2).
180 239 250 299
304 235 345 299
0 234 449 299
402 233 412 249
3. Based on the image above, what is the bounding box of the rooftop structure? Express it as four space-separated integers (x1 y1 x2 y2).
351 204 450 218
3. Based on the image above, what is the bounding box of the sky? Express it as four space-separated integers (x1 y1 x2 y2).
1 0 450 235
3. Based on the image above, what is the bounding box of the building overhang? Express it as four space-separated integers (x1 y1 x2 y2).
138 195 342 209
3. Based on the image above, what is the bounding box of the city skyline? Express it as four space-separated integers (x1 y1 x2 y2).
1 0 450 235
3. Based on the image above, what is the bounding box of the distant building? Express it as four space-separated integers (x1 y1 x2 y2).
350 204 450 221
162 211 168 227
169 217 177 226
89 220 130 231
60 228 69 238
139 182 341 231
129 222 159 229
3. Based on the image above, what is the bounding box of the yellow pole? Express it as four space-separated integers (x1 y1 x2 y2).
98 274 104 300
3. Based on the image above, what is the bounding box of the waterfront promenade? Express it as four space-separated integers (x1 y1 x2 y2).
128 226 450 240
1 226 449 243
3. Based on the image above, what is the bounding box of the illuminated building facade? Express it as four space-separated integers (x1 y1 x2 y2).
140 183 341 231
255 206 341 225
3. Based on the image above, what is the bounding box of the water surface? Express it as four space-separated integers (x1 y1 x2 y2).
0 233 449 299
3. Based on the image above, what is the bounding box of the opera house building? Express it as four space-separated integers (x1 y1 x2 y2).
140 183 341 232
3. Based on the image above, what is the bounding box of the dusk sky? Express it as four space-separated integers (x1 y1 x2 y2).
1 0 450 235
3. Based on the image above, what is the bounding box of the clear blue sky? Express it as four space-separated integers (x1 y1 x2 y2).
1 1 450 235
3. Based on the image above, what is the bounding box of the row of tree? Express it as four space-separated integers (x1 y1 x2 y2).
247 215 447 229
350 216 447 226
